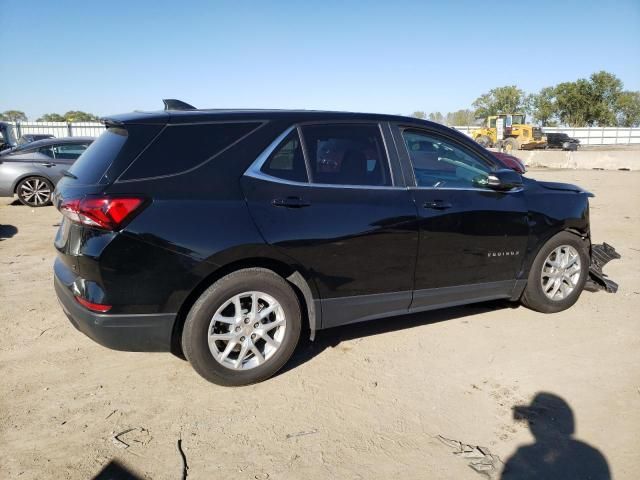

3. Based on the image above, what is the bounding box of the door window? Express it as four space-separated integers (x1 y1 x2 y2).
301 124 391 186
54 143 90 160
403 130 492 189
260 130 308 182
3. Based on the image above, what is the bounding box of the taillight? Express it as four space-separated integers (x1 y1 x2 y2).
59 196 145 230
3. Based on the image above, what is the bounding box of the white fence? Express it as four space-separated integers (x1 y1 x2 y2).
7 121 640 146
453 125 640 145
9 121 105 139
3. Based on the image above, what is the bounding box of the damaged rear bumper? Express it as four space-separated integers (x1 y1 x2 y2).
586 243 621 293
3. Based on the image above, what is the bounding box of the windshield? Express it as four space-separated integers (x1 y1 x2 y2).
0 124 17 146
512 114 526 124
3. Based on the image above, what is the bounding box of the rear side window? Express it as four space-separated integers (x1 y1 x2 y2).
69 128 128 184
300 124 391 186
260 130 307 183
121 122 260 180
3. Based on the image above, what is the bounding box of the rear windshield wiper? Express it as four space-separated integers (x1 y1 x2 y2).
61 170 78 179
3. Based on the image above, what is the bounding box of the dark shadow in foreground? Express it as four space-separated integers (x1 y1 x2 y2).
92 460 143 480
501 392 610 480
0 224 17 240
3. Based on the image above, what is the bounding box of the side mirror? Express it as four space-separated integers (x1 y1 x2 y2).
475 169 523 191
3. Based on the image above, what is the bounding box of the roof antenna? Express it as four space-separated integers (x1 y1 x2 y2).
163 99 196 111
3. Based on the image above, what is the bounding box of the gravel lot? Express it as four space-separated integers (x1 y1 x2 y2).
1 169 638 479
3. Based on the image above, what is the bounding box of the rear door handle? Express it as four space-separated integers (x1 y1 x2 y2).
272 197 311 208
41 162 56 167
423 200 453 210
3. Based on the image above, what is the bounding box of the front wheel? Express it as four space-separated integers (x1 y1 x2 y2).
16 176 53 207
182 268 302 386
521 231 590 313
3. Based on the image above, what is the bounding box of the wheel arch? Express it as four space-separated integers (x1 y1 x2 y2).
170 256 319 357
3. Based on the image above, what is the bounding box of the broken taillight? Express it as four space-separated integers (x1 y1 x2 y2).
59 196 145 231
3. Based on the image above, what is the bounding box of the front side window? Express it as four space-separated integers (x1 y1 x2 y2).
301 124 391 186
260 130 307 182
403 130 492 188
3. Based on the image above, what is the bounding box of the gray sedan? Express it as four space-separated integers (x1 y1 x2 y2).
0 137 93 206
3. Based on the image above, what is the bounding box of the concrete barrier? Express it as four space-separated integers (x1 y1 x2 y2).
510 150 640 170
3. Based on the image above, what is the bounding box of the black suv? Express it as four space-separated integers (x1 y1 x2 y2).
53 101 607 385
545 132 580 151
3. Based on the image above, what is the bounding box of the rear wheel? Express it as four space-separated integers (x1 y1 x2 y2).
503 137 519 153
521 231 589 313
182 268 302 386
16 176 53 207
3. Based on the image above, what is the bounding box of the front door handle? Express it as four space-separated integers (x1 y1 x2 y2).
272 197 311 208
423 200 453 210
41 162 56 167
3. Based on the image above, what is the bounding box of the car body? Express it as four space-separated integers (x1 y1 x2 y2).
17 133 55 145
545 132 580 151
53 104 611 385
491 151 527 174
0 137 94 206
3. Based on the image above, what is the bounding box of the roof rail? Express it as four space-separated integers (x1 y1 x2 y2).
162 99 196 111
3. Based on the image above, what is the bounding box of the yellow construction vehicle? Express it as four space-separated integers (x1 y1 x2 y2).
471 113 546 152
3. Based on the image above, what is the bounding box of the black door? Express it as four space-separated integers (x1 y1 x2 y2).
242 123 418 328
392 126 530 309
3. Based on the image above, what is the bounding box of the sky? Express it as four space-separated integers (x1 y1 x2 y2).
1 0 639 120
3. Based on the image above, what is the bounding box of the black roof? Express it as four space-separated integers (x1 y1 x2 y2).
103 108 437 128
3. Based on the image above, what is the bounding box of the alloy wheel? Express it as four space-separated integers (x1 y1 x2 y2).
540 245 582 301
19 178 51 206
207 291 286 370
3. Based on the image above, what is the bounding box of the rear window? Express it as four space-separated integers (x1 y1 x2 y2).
120 122 261 180
68 128 128 184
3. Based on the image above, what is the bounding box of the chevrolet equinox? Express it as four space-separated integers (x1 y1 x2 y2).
53 100 617 385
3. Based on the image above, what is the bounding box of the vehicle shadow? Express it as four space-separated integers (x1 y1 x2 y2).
278 299 517 377
501 392 610 479
0 224 17 240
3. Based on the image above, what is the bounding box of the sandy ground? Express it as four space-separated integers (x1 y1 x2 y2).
1 170 639 479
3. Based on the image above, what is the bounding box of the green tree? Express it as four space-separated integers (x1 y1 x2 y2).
411 111 426 119
63 111 100 122
588 71 623 126
554 79 593 127
0 110 28 122
529 87 557 126
445 109 475 126
617 91 640 127
472 86 528 118
37 113 66 122
428 112 444 123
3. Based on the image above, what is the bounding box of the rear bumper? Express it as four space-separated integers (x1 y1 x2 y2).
54 269 176 352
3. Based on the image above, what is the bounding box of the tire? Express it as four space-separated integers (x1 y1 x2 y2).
521 231 590 313
476 135 491 147
182 268 302 386
16 176 53 207
503 137 519 153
